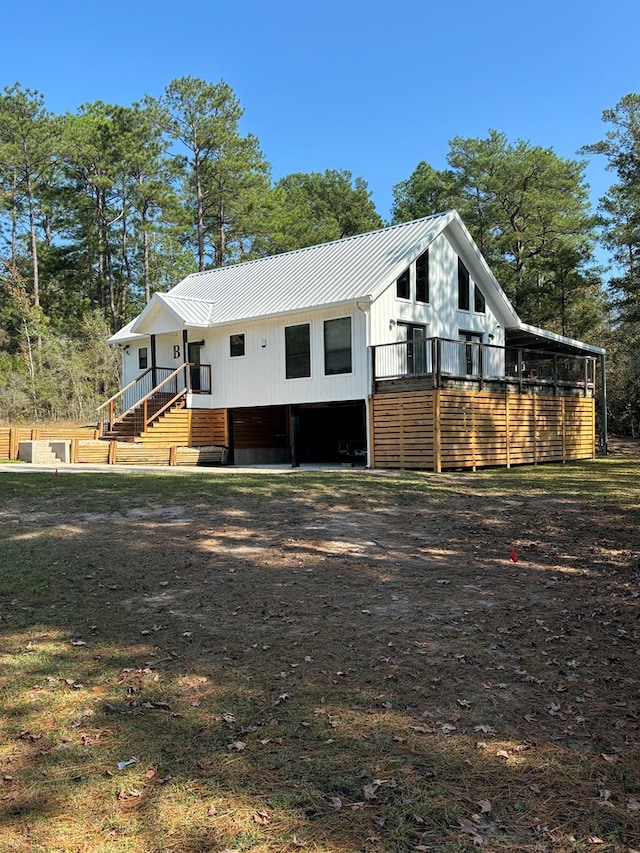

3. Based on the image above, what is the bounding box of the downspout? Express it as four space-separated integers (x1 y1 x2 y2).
357 300 372 468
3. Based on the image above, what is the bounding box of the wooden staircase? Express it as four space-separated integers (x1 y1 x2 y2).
101 393 186 442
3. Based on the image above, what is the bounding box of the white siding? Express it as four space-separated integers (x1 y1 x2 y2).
178 306 369 409
370 233 504 345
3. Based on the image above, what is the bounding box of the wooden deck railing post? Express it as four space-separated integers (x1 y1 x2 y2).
505 395 511 468
433 390 442 473
9 428 18 460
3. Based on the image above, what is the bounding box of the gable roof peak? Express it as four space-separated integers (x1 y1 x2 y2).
182 210 457 282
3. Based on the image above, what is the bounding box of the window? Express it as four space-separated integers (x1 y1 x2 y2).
138 347 148 370
324 317 352 375
458 259 470 310
285 324 311 379
396 268 410 300
230 333 245 357
474 284 486 313
416 250 429 303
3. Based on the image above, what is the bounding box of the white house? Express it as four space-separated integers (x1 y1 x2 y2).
106 211 605 468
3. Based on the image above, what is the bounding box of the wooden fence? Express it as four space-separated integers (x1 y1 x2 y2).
0 425 226 467
370 390 595 471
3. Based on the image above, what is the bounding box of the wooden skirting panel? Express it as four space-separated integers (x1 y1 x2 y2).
138 409 227 447
371 390 595 471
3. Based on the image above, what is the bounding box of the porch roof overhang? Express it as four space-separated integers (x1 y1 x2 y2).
107 319 147 346
505 323 605 358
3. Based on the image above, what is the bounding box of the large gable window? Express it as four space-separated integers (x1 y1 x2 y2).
458 258 470 311
324 317 352 375
396 268 410 300
416 250 429 304
474 284 486 313
285 323 311 379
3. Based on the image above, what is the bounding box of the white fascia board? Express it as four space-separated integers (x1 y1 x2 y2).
516 322 605 355
107 320 147 346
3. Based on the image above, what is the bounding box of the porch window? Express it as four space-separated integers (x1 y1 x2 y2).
396 268 410 300
285 323 311 379
230 333 245 357
138 347 148 369
458 259 470 310
324 316 352 375
416 250 429 303
474 284 486 313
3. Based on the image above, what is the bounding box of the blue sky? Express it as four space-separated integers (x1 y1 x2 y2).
2 0 638 240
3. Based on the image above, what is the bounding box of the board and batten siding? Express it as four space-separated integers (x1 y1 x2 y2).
371 390 595 471
368 232 505 349
120 331 183 389
183 306 369 410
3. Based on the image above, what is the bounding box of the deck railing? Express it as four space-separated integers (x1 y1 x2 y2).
97 363 212 432
371 338 596 394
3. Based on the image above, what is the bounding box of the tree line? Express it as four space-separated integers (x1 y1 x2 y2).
0 78 638 434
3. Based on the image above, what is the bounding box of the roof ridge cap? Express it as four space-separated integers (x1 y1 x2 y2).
182 211 454 279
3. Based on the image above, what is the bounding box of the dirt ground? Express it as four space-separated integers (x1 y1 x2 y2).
1 447 640 851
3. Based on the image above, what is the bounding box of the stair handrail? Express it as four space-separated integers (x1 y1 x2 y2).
97 368 155 431
98 364 190 432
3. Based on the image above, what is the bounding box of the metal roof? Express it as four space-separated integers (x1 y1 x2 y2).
155 211 456 326
506 323 605 357
111 212 603 361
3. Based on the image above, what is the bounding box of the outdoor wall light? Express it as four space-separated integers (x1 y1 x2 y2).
261 339 267 348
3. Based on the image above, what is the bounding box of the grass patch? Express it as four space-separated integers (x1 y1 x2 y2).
0 459 639 851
